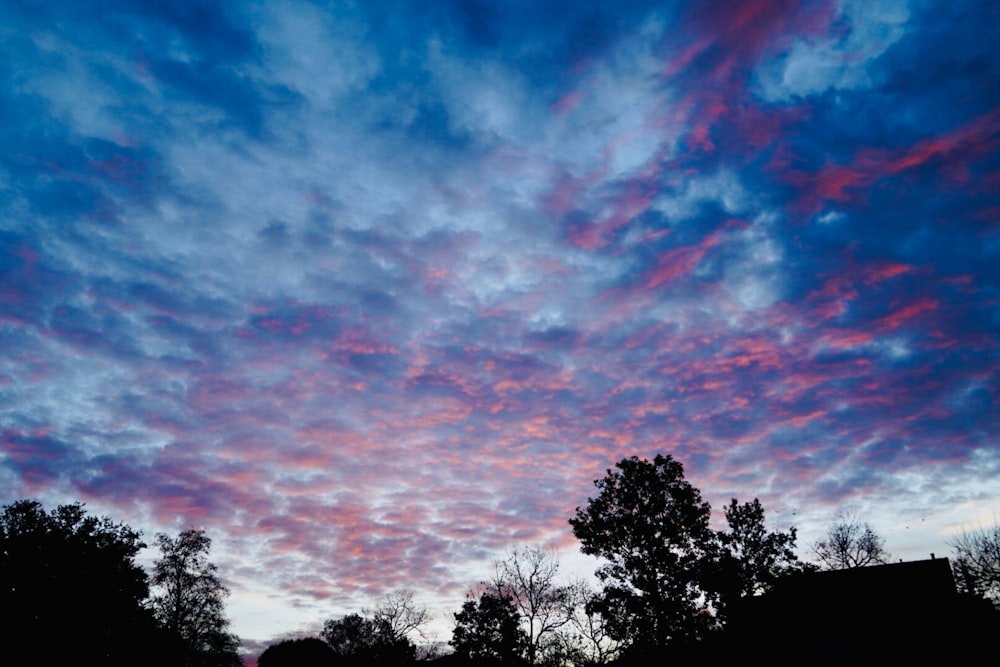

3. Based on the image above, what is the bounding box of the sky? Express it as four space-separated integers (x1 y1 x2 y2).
2 0 999 655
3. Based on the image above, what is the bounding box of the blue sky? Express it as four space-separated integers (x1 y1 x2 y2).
2 0 998 655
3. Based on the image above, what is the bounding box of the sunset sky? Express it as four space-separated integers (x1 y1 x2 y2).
2 0 998 653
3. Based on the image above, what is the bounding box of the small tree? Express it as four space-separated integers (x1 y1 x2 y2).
322 612 415 665
152 529 241 667
367 589 429 645
558 580 621 667
488 545 570 664
812 517 890 570
949 522 1000 608
258 637 335 667
711 498 810 615
451 592 528 664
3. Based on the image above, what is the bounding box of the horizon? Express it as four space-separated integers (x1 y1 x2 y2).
2 0 998 655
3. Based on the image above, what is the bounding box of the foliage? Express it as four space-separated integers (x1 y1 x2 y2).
711 498 811 614
322 612 416 665
451 591 529 664
488 545 571 664
569 454 717 651
812 517 890 569
258 637 335 667
0 499 155 665
152 528 241 666
949 522 1000 608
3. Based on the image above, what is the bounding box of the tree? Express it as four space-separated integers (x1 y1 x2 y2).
557 580 621 667
711 498 810 615
152 529 241 667
488 545 570 664
812 517 890 569
322 612 416 665
367 589 429 645
0 499 156 665
949 522 1000 608
451 591 528 664
258 638 335 667
568 454 716 653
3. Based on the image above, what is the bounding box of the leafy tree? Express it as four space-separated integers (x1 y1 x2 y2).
568 454 717 653
488 545 570 664
0 499 156 665
949 522 1000 608
711 498 810 614
152 529 241 667
812 516 890 569
258 637 335 667
451 592 528 664
322 612 416 665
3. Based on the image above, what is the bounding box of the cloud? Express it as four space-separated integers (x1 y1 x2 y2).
1 0 998 650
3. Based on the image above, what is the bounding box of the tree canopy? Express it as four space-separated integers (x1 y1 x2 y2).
322 612 416 666
0 499 156 665
568 454 717 651
812 517 890 569
451 592 529 664
259 637 335 667
711 498 810 615
950 522 1000 608
152 528 241 667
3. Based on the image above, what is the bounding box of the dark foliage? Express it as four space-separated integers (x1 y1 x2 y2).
322 613 416 666
259 637 335 667
152 529 242 666
950 522 1000 608
0 499 158 665
450 592 529 665
710 498 812 618
569 455 716 651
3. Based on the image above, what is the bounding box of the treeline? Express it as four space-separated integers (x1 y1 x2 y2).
3 454 998 666
264 455 999 666
0 500 240 666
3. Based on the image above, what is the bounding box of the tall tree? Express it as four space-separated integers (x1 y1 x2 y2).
949 522 1000 608
568 454 716 653
812 517 890 569
451 592 528 665
0 499 156 665
152 529 241 667
711 498 809 614
488 545 570 664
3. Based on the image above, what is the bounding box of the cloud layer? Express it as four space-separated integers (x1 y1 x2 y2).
2 0 998 647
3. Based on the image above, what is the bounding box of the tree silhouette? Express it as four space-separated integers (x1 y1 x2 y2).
812 517 890 569
559 580 621 667
488 545 570 664
259 637 335 667
322 612 416 665
451 592 528 664
568 454 716 653
949 522 1000 608
711 498 810 615
152 529 241 666
0 499 156 665
366 589 429 646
